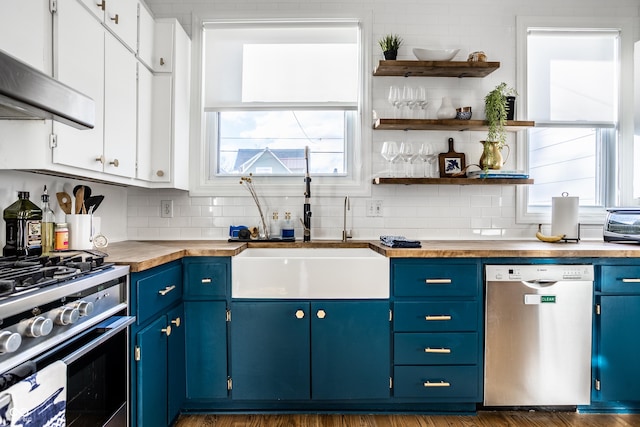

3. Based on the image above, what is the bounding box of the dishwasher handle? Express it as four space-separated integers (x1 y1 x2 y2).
522 279 558 289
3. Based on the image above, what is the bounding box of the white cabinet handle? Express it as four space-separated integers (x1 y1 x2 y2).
423 381 450 387
158 285 176 296
425 279 452 284
424 347 451 354
201 278 212 284
622 278 640 283
425 315 452 321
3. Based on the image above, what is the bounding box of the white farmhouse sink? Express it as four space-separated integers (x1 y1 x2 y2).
232 248 389 299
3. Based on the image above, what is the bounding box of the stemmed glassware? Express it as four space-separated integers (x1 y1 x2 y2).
381 141 399 177
399 142 418 177
418 143 437 177
387 86 400 118
402 86 416 119
415 87 429 119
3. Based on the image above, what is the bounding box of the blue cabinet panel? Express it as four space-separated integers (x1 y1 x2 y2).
185 301 228 399
600 266 640 293
167 304 185 420
394 301 478 332
136 316 169 427
311 301 390 400
184 258 230 299
393 261 478 297
394 332 478 365
135 263 182 325
230 302 311 400
394 365 479 399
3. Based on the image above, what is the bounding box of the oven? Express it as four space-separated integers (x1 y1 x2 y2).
0 251 132 426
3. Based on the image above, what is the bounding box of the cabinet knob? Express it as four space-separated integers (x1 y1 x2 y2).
95 155 105 164
156 170 165 177
160 58 165 66
110 14 119 25
171 317 181 327
161 325 172 336
96 0 105 11
316 309 326 319
295 309 305 319
109 159 119 167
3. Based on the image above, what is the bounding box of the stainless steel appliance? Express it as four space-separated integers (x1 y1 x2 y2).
0 251 132 426
484 264 594 407
603 208 640 243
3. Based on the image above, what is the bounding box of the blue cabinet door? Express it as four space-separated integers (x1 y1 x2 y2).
167 304 185 423
230 301 311 400
136 315 169 427
598 295 640 401
185 301 228 399
311 301 390 400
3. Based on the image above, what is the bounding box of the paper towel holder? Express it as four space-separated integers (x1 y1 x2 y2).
559 223 580 243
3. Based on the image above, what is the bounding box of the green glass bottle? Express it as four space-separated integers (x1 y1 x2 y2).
3 191 43 257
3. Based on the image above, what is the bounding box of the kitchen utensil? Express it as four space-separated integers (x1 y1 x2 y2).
74 186 85 214
73 185 91 209
85 195 104 214
56 192 72 215
438 137 466 178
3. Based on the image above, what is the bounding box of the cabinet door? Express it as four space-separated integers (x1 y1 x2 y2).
103 32 137 178
136 315 169 427
598 295 640 401
52 0 104 172
185 301 228 399
136 63 154 181
137 2 155 68
104 0 138 51
150 74 173 182
230 302 310 400
311 301 390 400
167 304 186 423
153 21 175 72
0 0 50 72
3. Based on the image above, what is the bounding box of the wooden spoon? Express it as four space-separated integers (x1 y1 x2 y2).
75 186 85 214
56 192 72 215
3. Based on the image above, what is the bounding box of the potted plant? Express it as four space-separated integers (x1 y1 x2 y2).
378 34 403 60
480 82 517 169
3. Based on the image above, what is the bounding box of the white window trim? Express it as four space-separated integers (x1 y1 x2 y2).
188 12 374 198
515 15 636 226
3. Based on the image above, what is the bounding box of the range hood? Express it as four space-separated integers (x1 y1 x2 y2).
0 49 94 130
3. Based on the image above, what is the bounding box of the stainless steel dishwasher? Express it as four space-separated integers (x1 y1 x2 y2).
484 264 594 406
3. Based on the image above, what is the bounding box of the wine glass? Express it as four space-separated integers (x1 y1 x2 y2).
387 86 400 118
415 86 429 119
399 142 417 177
401 85 415 118
381 141 399 177
418 143 433 177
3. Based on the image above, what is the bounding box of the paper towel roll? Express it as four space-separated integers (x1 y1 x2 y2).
551 195 579 239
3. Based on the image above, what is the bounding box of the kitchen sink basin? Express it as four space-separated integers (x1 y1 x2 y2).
232 248 389 299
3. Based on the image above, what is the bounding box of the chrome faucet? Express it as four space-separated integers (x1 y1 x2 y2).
342 196 352 242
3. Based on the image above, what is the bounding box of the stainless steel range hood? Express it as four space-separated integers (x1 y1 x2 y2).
0 49 94 130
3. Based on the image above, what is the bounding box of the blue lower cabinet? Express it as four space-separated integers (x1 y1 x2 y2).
167 304 186 418
184 301 229 399
393 366 479 399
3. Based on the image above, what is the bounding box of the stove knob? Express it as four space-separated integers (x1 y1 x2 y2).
25 316 54 338
75 301 94 317
0 331 22 354
56 307 80 325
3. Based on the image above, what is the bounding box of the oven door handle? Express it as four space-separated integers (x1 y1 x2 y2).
62 316 135 365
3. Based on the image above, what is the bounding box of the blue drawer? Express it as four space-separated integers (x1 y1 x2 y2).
393 262 478 297
394 332 478 365
394 365 478 399
600 266 640 294
394 301 478 332
184 258 229 299
135 264 182 325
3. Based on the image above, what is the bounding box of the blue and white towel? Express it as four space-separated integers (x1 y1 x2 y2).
0 360 66 427
380 235 422 248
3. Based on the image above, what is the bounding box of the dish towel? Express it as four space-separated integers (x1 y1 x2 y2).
380 235 422 248
0 360 66 427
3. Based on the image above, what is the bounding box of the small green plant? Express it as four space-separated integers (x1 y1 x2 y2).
484 82 517 149
378 34 403 53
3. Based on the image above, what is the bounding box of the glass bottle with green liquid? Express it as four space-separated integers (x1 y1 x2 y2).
41 186 55 254
3 191 42 257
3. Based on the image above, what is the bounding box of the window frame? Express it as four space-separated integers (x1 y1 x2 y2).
189 15 373 197
515 16 636 226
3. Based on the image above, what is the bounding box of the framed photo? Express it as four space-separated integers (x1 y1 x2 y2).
438 137 466 178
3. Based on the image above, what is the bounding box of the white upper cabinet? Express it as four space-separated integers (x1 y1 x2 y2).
0 0 51 73
78 0 138 52
137 1 155 69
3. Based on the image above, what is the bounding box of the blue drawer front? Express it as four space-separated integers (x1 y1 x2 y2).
600 266 640 293
394 332 478 365
394 365 478 399
393 262 478 297
184 258 229 298
136 264 182 325
394 301 478 332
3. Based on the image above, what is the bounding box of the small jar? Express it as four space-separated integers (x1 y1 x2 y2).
55 223 69 251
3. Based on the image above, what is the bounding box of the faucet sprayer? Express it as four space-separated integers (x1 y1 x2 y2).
303 146 312 242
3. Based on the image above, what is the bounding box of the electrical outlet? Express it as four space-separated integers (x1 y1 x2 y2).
366 200 383 217
161 200 174 218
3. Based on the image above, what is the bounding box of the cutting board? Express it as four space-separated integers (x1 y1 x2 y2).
438 137 466 178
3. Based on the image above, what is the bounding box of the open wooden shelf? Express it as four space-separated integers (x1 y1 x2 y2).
373 118 535 131
373 60 500 78
373 177 534 185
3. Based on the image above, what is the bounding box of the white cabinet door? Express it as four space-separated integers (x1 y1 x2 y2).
137 63 154 181
103 33 137 178
137 1 155 69
0 0 51 72
52 0 105 172
150 74 173 183
104 0 138 51
153 21 174 72
77 0 104 21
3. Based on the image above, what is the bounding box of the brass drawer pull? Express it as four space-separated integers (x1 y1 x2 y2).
161 325 172 336
201 278 212 284
425 315 452 321
425 279 452 284
171 317 181 327
158 285 176 296
423 381 450 387
424 347 451 354
622 278 640 283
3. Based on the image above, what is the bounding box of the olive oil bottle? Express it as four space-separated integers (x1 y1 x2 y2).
41 186 55 254
3 191 43 257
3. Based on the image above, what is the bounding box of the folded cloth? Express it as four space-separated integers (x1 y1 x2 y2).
380 235 422 248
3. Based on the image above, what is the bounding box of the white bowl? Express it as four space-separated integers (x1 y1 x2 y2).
413 48 460 61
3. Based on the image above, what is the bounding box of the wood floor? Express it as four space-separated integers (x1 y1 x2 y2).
174 412 640 427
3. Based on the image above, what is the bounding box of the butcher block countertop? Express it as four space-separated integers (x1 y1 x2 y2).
103 239 640 272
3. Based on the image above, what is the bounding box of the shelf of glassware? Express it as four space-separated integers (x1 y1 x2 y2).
373 60 501 78
373 118 535 132
373 177 534 185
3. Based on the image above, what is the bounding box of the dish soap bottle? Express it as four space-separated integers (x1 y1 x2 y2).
41 186 55 254
3 191 43 257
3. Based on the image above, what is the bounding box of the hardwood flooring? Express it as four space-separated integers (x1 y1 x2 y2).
174 412 640 427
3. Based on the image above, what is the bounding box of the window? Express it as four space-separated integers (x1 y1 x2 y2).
202 21 360 181
516 17 634 223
